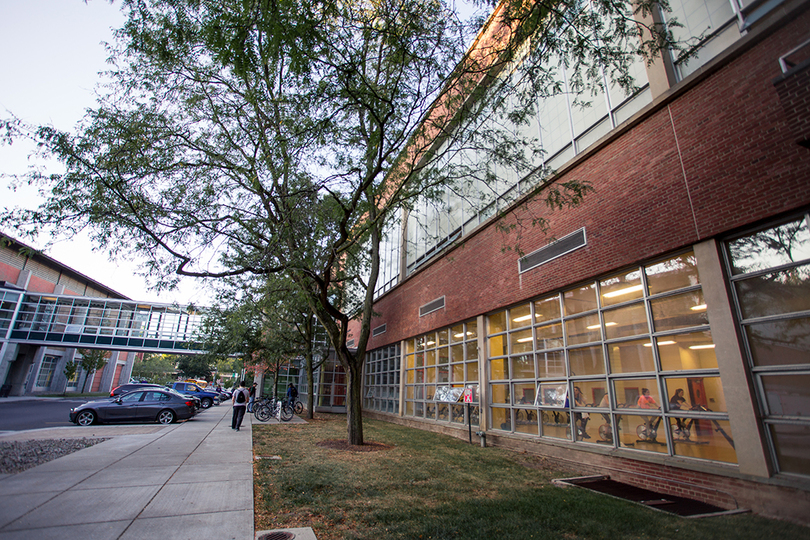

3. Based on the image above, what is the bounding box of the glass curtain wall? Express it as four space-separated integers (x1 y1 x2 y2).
404 320 480 427
403 10 652 276
663 0 743 80
487 250 737 464
364 344 401 414
725 213 810 477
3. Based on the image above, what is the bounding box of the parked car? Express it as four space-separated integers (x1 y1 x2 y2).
168 382 221 409
110 383 164 397
70 388 197 426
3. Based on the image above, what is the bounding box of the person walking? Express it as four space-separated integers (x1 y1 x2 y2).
286 383 298 412
232 381 249 431
248 382 257 412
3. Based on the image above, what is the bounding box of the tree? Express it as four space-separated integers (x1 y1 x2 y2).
76 349 109 393
176 355 214 380
2 0 677 443
62 359 79 396
132 353 178 384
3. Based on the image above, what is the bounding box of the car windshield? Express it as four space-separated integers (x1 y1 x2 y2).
166 388 189 398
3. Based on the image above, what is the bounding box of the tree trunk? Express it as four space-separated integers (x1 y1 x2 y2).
306 356 315 420
343 354 364 446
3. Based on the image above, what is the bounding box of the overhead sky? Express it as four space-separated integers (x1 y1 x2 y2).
0 0 210 305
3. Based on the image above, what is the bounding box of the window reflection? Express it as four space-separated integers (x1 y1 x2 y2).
536 350 566 378
728 217 810 275
604 302 648 339
769 423 810 475
746 317 810 367
735 265 810 319
568 346 605 376
651 290 708 332
645 252 699 295
564 283 598 315
761 374 810 417
600 270 644 306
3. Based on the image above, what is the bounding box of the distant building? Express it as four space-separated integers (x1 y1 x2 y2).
0 234 137 396
355 0 810 525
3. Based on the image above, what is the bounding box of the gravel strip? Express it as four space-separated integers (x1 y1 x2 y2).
0 438 108 474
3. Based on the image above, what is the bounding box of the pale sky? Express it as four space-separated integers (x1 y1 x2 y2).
0 0 210 305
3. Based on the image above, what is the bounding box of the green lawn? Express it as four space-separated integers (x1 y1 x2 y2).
253 414 810 540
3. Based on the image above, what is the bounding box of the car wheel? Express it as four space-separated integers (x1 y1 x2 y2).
157 409 176 424
201 397 212 409
76 410 96 426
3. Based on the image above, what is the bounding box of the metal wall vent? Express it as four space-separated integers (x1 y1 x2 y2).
519 228 587 274
346 339 355 348
419 296 445 317
372 324 387 337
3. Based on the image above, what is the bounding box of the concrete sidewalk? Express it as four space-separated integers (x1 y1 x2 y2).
0 402 254 540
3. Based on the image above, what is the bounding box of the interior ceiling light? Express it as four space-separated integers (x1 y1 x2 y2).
603 284 643 298
517 337 533 343
691 304 707 311
513 314 533 322
689 344 716 350
587 322 618 329
644 340 676 347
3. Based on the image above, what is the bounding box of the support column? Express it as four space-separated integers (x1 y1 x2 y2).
694 239 772 478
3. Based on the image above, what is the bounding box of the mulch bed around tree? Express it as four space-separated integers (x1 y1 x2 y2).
316 439 393 452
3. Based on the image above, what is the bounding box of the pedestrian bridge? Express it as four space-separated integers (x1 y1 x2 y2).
0 289 206 354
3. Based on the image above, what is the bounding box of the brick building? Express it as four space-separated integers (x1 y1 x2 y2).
356 0 810 525
0 235 136 396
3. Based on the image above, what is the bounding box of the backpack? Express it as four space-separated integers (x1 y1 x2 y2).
236 389 246 404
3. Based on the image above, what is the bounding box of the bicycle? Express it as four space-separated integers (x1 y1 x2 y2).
253 397 293 422
282 398 303 416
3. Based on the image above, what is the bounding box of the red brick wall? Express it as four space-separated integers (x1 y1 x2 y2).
774 59 810 147
365 9 810 350
26 275 56 294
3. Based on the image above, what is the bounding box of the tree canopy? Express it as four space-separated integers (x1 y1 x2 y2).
2 0 678 443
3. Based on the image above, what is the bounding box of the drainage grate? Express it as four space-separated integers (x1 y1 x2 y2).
258 533 296 540
561 478 729 517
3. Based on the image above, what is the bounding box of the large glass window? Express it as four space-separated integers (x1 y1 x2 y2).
726 213 810 477
404 320 480 427
35 355 59 388
487 250 736 464
364 344 401 414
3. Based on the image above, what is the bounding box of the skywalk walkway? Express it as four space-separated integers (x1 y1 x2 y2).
0 289 205 354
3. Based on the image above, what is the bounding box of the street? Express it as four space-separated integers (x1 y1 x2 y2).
0 398 90 431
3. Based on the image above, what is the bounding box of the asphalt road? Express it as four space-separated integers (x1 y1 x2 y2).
0 398 91 431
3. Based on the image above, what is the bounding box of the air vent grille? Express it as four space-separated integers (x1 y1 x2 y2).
519 228 587 273
372 324 387 337
419 296 445 317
